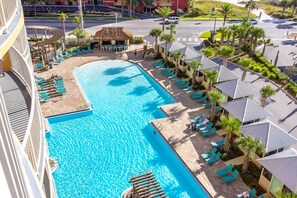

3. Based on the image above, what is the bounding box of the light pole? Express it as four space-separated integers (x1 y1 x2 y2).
78 0 84 30
130 0 132 18
176 0 179 15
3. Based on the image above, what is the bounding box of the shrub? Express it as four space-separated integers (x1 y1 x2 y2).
203 39 212 47
262 70 270 77
253 66 262 73
241 42 251 53
202 47 215 58
269 72 277 79
132 36 144 44
242 173 253 183
287 83 297 95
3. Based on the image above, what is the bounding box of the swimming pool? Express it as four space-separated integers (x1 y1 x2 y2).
46 60 209 197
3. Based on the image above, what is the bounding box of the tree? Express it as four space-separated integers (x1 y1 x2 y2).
246 0 256 19
238 58 252 81
204 69 218 91
72 16 82 30
188 60 202 85
283 65 297 80
170 51 184 74
217 46 235 66
290 0 297 16
160 34 175 61
237 135 264 173
276 191 297 198
69 28 88 45
260 85 276 107
217 115 241 152
262 38 271 55
208 90 223 121
155 7 174 31
218 4 233 26
217 26 229 45
166 23 176 35
149 28 163 54
58 12 68 40
280 0 289 15
236 25 247 53
229 24 238 47
250 27 265 54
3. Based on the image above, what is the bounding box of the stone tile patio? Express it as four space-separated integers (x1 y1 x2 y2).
38 45 249 197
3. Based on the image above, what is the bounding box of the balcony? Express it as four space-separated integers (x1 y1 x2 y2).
0 71 31 143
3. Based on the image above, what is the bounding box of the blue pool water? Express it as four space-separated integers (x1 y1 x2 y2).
47 60 209 197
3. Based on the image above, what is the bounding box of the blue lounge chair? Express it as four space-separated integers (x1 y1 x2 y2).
174 77 185 83
53 57 61 63
196 95 208 103
190 114 204 123
183 85 194 92
201 147 217 159
60 52 69 59
70 49 77 56
211 140 225 147
189 90 202 97
201 127 217 137
207 106 222 114
82 48 88 53
168 73 177 79
221 169 239 183
76 48 83 54
206 152 222 164
216 164 234 177
198 122 213 131
237 188 257 198
87 46 93 53
203 102 213 108
55 87 67 94
53 79 64 85
178 82 190 88
191 92 204 99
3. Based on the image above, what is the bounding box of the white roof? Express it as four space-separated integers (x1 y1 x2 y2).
214 79 257 99
159 41 186 52
143 35 156 44
258 148 297 193
216 65 241 83
185 56 218 71
242 120 297 152
220 98 272 123
177 47 201 61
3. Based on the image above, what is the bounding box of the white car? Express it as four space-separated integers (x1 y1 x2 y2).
165 17 179 24
248 19 258 24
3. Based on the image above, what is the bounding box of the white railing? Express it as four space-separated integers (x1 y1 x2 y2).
1 0 17 25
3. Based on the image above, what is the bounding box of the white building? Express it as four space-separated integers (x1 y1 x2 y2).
0 0 57 197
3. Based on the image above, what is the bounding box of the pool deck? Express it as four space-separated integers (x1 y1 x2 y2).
38 45 249 197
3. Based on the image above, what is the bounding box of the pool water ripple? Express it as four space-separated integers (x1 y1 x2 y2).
47 60 208 198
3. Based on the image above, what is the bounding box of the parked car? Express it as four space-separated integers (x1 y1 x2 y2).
165 16 179 24
248 19 258 24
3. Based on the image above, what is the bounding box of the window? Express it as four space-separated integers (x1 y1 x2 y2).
263 168 272 181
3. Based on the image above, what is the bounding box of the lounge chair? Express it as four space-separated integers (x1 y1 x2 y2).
196 95 208 103
35 77 46 84
201 147 217 159
175 80 188 87
205 152 222 164
207 106 222 114
87 46 93 53
201 127 217 137
221 169 239 183
174 77 185 84
237 188 257 198
211 140 225 147
168 73 177 79
70 49 77 56
76 48 83 54
60 52 69 59
190 114 204 123
189 90 201 97
53 57 61 63
198 122 213 131
178 82 190 89
55 87 67 94
203 102 213 108
183 85 194 92
53 79 64 85
216 164 234 177
153 61 164 67
191 92 204 99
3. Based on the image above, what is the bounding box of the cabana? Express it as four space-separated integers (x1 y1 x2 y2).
170 46 201 72
220 98 272 125
214 79 257 101
258 148 297 196
159 41 185 59
94 27 133 51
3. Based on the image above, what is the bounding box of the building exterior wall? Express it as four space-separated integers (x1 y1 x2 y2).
0 0 57 197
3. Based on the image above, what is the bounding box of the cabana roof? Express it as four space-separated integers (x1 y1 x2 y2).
242 120 297 152
184 56 218 70
216 65 241 83
214 79 257 99
177 47 201 61
258 148 297 193
94 27 133 41
26 25 64 46
220 98 272 123
159 41 186 52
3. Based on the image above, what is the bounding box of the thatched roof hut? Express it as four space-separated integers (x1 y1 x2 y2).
94 27 133 41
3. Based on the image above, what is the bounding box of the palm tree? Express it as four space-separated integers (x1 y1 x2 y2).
237 135 265 173
260 85 276 107
217 46 235 66
217 115 241 152
246 0 256 19
236 25 247 53
170 51 184 74
188 60 202 85
204 69 218 91
290 0 297 16
216 26 229 45
166 23 176 35
155 7 174 31
280 0 289 15
69 28 88 45
262 38 271 55
251 27 265 54
72 16 82 30
218 4 233 26
160 34 175 61
276 191 297 198
149 28 163 54
208 90 223 121
238 58 252 81
58 12 68 40
229 24 238 47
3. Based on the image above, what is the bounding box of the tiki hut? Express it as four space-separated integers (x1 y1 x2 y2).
94 27 133 50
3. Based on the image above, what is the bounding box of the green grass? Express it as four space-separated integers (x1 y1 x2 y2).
179 16 225 21
199 31 222 38
183 0 257 20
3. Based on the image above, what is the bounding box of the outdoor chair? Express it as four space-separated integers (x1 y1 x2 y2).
55 87 67 94
205 152 222 164
168 73 177 79
237 188 257 198
201 127 217 137
191 92 204 99
70 49 77 56
174 77 185 84
175 80 188 86
76 48 83 54
53 79 64 85
221 169 239 183
201 147 217 159
108 45 113 51
178 82 190 89
35 63 43 71
183 85 194 92
53 57 61 63
100 45 104 51
207 106 222 114
211 140 225 147
198 122 213 131
216 164 234 177
87 46 93 53
119 45 125 51
190 114 204 124
203 102 213 108
113 45 117 51
196 95 208 103
81 48 88 54
189 90 202 97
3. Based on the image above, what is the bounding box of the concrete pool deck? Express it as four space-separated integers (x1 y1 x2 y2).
38 45 249 197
